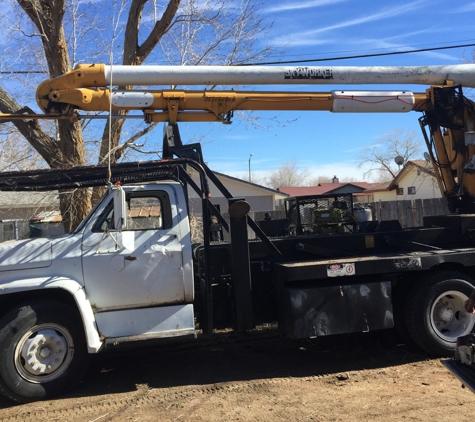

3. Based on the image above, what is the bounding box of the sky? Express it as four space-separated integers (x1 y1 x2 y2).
2 0 475 185
181 0 475 183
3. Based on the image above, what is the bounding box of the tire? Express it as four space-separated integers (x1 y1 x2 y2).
405 271 475 357
0 300 89 403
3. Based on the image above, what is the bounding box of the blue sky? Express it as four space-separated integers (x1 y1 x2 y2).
185 0 475 182
2 0 475 184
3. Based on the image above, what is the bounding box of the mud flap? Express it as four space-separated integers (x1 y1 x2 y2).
441 359 475 393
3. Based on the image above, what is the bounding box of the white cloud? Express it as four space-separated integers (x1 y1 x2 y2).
210 156 278 174
419 51 462 61
382 28 439 42
269 38 335 48
316 0 427 34
306 161 377 182
214 159 376 183
452 2 475 12
264 0 348 13
270 0 427 47
342 37 459 62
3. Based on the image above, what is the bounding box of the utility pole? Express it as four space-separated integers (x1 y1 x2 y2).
248 153 253 182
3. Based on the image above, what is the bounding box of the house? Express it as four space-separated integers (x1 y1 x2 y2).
188 170 289 214
364 160 441 201
278 177 379 204
0 171 287 227
0 191 62 240
0 191 59 221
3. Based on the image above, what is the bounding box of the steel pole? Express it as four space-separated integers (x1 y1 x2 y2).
248 153 253 182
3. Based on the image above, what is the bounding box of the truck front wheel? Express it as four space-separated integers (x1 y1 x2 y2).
405 271 475 357
0 301 89 403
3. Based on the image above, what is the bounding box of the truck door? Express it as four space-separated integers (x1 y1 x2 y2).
81 186 193 312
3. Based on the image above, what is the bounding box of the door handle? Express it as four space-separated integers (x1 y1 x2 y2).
156 234 177 242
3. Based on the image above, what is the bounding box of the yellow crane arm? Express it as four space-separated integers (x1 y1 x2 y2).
30 63 475 213
37 62 475 121
37 87 430 123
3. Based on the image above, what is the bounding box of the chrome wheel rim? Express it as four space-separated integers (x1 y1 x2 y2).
430 290 475 342
14 323 75 383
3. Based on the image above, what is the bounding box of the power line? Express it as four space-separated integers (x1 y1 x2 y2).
0 71 47 74
259 39 475 60
2 42 475 74
237 43 475 66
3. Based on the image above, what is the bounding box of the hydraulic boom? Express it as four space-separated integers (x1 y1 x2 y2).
35 63 475 213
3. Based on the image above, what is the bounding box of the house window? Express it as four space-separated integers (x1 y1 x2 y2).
397 188 404 195
408 186 416 195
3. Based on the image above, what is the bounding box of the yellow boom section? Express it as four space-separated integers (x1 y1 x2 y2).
36 87 431 123
28 62 475 212
37 62 465 122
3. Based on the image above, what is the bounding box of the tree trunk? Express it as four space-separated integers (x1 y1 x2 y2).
16 0 90 230
92 0 181 205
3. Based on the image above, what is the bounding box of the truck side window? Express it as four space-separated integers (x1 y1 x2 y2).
127 196 162 230
92 202 114 232
92 191 172 232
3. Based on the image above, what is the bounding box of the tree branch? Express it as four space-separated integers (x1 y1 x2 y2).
137 0 181 63
114 122 159 160
0 87 72 167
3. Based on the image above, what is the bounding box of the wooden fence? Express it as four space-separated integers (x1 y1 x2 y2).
246 200 449 234
250 200 449 231
0 221 64 242
192 199 449 241
370 198 449 228
0 221 30 242
0 198 447 243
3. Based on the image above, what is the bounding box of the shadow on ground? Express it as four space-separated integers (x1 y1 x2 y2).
0 328 429 408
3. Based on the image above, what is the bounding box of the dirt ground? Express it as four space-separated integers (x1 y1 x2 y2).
0 329 474 422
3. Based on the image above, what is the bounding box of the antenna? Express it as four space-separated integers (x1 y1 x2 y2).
394 156 404 166
394 156 404 172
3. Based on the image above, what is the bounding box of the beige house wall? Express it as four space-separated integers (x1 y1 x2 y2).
188 171 287 213
372 168 441 202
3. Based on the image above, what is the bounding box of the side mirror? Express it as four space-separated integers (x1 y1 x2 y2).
112 186 128 231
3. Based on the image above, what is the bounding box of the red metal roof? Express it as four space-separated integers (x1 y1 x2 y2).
278 182 380 197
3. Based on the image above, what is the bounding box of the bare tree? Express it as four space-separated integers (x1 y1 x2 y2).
237 172 266 186
307 175 359 185
310 175 332 184
357 129 423 182
266 159 310 189
238 166 360 189
0 0 275 230
0 132 44 172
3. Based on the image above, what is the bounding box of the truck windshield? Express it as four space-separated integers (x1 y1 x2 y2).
72 192 109 234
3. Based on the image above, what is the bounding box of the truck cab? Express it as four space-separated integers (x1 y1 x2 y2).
0 181 196 402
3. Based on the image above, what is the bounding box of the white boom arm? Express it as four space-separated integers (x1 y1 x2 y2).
35 63 475 117
31 63 475 215
102 64 475 87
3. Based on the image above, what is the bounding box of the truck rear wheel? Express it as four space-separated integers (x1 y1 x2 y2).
0 300 89 403
405 271 475 357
